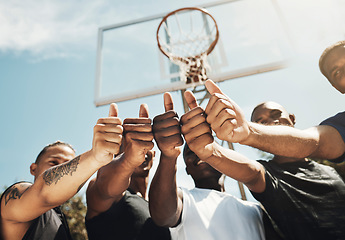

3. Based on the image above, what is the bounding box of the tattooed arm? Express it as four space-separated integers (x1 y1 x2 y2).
0 104 122 239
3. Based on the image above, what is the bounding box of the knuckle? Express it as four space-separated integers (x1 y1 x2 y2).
180 125 187 134
180 115 187 124
117 125 123 132
97 118 105 124
217 131 226 140
206 115 212 124
94 124 101 132
183 134 192 143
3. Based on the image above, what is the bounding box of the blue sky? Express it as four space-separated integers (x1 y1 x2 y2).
1 0 344 201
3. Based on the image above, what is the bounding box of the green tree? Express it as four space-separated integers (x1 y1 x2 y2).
61 195 88 240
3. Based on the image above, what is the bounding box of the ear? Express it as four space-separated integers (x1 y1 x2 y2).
30 163 37 176
289 114 296 126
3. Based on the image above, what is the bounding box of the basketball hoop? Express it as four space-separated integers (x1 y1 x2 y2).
157 7 219 84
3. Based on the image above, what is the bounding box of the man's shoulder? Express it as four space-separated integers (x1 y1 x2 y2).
0 182 34 239
320 111 345 126
1 181 32 207
186 187 258 206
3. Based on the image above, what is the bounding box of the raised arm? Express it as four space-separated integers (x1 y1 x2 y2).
181 91 266 193
204 79 345 160
1 103 122 225
86 104 154 219
149 93 184 227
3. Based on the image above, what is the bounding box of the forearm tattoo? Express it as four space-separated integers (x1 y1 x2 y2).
43 155 81 186
4 185 30 205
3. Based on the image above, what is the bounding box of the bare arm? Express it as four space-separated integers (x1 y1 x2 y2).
204 142 266 193
149 154 183 227
204 79 345 160
149 93 184 227
86 104 154 219
86 154 137 219
242 123 320 158
182 91 266 193
1 103 122 224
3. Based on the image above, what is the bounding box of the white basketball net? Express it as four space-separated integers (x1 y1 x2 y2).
157 8 218 84
170 53 210 83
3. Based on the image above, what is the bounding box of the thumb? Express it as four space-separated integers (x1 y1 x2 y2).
205 79 224 95
108 103 118 117
163 92 174 112
139 104 149 118
184 91 199 110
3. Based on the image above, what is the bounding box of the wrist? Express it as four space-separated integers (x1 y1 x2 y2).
158 153 178 173
198 141 217 161
160 152 179 162
84 150 107 169
117 153 141 173
239 122 257 146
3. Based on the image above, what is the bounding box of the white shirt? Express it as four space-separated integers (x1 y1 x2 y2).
170 188 265 240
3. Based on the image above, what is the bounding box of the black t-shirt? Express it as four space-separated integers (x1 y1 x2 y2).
0 182 72 240
85 189 171 240
251 160 345 240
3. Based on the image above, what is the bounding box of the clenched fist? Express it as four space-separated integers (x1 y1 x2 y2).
91 103 123 165
153 93 183 160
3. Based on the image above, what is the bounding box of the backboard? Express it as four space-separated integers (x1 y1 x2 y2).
94 0 290 107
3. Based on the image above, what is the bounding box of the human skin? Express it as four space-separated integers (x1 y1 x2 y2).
86 104 154 220
1 103 123 240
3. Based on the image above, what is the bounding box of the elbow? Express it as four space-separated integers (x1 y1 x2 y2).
149 204 171 227
301 128 320 158
242 163 265 191
149 201 181 228
39 188 68 208
150 215 172 228
150 212 179 228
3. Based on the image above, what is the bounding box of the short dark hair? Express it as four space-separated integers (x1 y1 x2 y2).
35 141 75 164
251 102 266 122
319 40 345 78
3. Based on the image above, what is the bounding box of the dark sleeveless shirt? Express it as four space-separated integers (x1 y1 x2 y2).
85 189 171 240
0 182 72 240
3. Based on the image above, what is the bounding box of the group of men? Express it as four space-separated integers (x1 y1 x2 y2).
1 40 345 240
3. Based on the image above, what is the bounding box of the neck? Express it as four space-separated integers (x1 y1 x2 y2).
194 178 224 192
129 176 148 199
273 155 308 164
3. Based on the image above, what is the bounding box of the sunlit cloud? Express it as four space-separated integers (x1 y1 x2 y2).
0 0 127 59
0 0 344 61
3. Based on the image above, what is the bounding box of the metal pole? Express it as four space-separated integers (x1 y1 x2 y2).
226 141 247 200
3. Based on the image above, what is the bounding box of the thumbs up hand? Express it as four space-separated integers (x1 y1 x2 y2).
180 91 214 160
153 93 184 160
205 80 250 143
91 103 123 165
121 104 154 170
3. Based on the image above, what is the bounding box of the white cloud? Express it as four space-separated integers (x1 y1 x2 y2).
0 0 128 59
0 0 193 60
1 0 344 61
